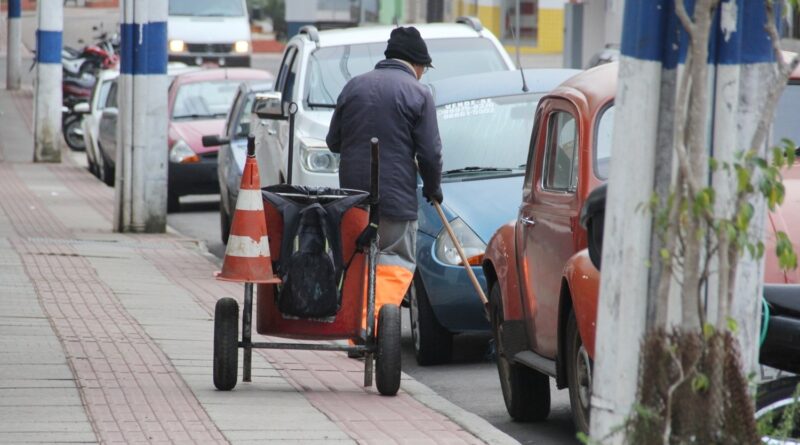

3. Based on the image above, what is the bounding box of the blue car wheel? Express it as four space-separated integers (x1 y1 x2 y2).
410 272 453 365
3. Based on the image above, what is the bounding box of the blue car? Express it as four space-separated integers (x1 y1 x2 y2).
410 69 580 365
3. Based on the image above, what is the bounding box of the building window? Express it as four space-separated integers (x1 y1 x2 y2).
502 0 538 45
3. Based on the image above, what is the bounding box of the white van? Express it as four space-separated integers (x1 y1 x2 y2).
167 0 252 67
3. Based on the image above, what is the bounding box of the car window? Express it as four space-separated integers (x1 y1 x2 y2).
283 50 300 103
172 80 241 120
275 46 298 98
773 84 800 147
105 81 118 108
169 0 244 17
595 105 614 180
234 93 257 138
542 111 578 191
305 38 508 107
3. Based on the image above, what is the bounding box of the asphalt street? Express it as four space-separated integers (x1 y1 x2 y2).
3 6 578 444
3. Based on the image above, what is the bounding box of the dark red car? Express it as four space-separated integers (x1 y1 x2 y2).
167 68 272 211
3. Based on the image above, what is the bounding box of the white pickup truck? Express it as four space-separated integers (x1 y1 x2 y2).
167 0 252 67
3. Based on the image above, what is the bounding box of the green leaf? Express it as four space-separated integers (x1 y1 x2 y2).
660 248 670 261
703 323 715 340
692 373 710 393
736 202 754 231
709 157 718 171
783 137 797 166
772 147 785 169
735 165 751 194
727 317 739 333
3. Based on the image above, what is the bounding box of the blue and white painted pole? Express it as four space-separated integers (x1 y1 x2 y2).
33 0 62 162
114 0 168 232
591 0 779 439
6 0 21 90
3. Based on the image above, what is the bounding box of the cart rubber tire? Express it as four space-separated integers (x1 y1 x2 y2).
410 274 453 366
375 304 401 396
213 297 239 391
490 284 550 421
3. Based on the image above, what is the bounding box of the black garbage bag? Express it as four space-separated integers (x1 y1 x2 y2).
262 185 369 319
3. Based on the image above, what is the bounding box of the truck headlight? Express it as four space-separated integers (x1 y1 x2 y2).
434 217 486 266
234 40 250 53
169 39 186 53
300 140 339 173
169 139 199 164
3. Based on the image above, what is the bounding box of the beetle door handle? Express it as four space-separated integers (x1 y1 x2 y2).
520 216 536 226
267 129 277 135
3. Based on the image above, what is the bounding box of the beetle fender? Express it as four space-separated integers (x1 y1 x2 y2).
483 221 524 322
561 249 600 358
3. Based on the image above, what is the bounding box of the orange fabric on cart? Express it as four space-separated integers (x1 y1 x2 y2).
360 264 414 331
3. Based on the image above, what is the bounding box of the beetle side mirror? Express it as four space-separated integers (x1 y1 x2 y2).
202 134 231 147
252 92 287 120
580 184 607 270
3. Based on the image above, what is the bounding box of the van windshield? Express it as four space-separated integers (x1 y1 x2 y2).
305 38 507 108
169 0 244 17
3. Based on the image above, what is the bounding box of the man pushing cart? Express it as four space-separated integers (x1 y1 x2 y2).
211 27 442 397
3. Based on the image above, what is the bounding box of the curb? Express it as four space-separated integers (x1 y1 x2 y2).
402 378 521 445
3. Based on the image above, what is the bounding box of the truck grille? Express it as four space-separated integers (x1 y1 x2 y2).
185 43 233 54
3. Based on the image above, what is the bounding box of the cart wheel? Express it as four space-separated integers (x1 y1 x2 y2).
214 297 239 391
375 304 401 396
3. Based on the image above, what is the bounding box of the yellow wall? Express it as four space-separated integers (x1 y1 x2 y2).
454 0 564 54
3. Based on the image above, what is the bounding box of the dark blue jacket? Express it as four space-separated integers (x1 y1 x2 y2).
326 59 442 221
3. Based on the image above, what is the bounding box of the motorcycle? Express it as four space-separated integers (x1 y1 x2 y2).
61 72 95 151
62 25 119 77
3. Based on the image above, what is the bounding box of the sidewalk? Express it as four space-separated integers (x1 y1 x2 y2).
0 86 519 444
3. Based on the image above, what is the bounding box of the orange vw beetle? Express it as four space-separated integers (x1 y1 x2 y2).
482 61 800 434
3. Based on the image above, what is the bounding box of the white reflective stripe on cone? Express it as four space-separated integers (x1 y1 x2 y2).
225 235 270 258
235 189 265 211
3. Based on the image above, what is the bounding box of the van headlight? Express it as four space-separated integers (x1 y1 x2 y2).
234 40 250 53
300 139 339 173
169 39 186 53
169 139 199 163
434 217 486 266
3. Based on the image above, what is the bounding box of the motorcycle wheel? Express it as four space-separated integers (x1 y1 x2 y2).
63 115 86 151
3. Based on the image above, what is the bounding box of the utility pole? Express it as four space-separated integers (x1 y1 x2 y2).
33 0 62 162
6 0 21 90
591 1 781 441
114 0 168 233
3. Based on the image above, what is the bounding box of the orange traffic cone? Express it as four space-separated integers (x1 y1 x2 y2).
216 135 281 284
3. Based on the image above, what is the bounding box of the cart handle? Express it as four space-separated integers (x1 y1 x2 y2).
369 137 380 205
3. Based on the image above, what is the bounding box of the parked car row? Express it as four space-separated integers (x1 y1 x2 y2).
76 63 271 212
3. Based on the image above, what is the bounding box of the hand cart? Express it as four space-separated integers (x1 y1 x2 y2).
212 138 402 396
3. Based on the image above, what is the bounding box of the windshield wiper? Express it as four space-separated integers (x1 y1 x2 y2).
443 166 513 175
307 102 336 109
173 113 213 120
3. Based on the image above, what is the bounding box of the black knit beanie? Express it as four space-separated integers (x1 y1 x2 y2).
384 26 433 67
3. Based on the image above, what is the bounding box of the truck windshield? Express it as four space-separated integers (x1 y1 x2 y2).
305 38 507 108
172 80 241 120
438 93 539 176
169 0 244 17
